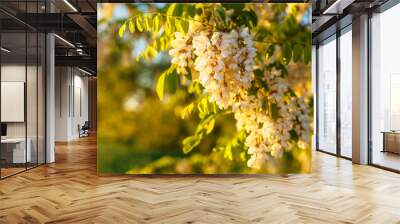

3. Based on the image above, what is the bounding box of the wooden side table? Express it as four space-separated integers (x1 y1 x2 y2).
381 131 400 154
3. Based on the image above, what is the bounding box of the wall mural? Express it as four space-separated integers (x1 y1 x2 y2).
97 3 312 174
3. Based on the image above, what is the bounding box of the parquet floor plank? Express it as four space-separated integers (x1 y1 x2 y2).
0 136 400 223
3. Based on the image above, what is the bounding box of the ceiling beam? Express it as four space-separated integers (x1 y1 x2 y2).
67 13 96 39
55 55 96 70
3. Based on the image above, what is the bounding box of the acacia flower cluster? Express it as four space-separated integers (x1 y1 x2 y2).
233 69 310 168
169 24 310 169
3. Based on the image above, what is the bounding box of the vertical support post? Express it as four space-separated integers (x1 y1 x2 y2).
336 29 341 157
46 1 55 163
352 14 369 164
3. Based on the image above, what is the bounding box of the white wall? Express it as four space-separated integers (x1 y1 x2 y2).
1 65 34 138
55 67 89 141
1 64 46 164
1 65 26 142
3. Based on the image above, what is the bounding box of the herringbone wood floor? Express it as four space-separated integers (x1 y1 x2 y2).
1 136 400 224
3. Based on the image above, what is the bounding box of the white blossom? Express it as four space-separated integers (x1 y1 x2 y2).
167 24 310 169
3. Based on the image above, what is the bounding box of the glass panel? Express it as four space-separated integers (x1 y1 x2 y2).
26 0 39 169
318 36 337 154
371 4 400 171
38 32 45 165
27 30 38 169
0 0 46 178
0 27 27 177
339 28 352 158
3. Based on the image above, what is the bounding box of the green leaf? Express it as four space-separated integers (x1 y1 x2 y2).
129 19 135 33
270 103 279 120
147 46 157 58
247 85 258 96
156 73 166 100
167 3 176 16
165 69 179 94
261 99 268 110
153 14 160 34
156 67 179 100
293 44 303 62
212 102 218 114
186 4 196 17
303 44 311 64
145 16 152 31
266 45 275 59
181 20 189 34
289 130 299 142
175 18 188 34
248 10 258 27
175 4 184 16
282 43 292 64
181 102 195 119
165 17 175 35
254 69 263 79
287 88 297 97
221 3 244 11
197 98 210 119
175 18 183 33
224 144 233 160
243 11 257 28
136 16 143 32
118 22 126 38
254 27 269 41
204 118 215 135
182 136 200 154
152 39 158 50
216 7 226 23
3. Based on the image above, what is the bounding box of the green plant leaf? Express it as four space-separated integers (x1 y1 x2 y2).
175 4 184 16
224 145 233 160
156 73 166 100
145 16 152 32
282 43 292 64
293 44 303 62
266 45 275 59
153 14 160 34
254 69 263 79
129 19 135 33
182 136 200 154
289 130 299 142
175 18 183 33
216 7 226 23
118 22 126 38
136 16 143 32
243 11 257 28
165 17 175 35
175 18 188 34
248 10 258 27
186 4 196 17
181 102 195 119
147 46 157 58
204 118 215 134
167 3 176 16
303 44 311 64
270 103 279 120
221 3 244 11
166 69 179 94
197 98 210 119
